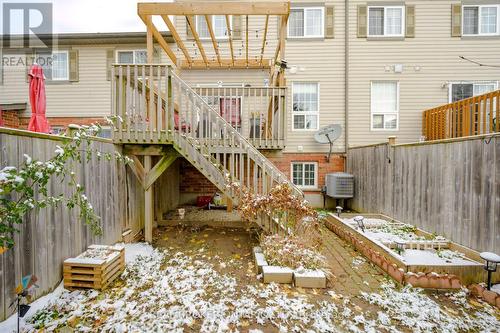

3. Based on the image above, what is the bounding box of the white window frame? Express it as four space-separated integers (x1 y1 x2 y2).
287 7 325 38
291 81 320 131
448 81 499 103
196 15 231 39
115 50 147 64
370 81 400 131
367 6 406 37
462 5 500 36
51 51 69 81
291 162 318 189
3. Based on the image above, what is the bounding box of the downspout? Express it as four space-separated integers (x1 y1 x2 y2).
344 0 350 167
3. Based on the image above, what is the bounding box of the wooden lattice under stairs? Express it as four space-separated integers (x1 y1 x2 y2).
112 65 304 235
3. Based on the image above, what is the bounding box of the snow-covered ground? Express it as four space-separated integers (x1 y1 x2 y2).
400 249 480 266
1 242 499 333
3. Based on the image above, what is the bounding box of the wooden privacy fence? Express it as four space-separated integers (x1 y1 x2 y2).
347 134 500 254
422 90 500 141
0 128 129 321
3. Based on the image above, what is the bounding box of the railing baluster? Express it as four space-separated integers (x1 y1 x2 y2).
111 65 116 140
156 65 162 141
125 65 131 142
118 66 123 142
133 65 138 142
141 66 147 142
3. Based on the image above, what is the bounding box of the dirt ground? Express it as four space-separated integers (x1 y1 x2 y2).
150 225 500 333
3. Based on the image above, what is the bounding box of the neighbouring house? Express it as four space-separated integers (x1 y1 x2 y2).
1 0 499 210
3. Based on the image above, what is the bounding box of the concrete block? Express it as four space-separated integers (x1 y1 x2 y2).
253 246 263 254
294 269 327 288
254 253 268 274
262 266 293 284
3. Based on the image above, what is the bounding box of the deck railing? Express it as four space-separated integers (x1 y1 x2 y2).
111 64 286 149
422 90 500 141
192 86 287 149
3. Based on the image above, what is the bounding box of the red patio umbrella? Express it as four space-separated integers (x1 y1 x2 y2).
27 64 50 133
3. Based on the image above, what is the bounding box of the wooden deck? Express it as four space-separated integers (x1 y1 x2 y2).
111 65 287 149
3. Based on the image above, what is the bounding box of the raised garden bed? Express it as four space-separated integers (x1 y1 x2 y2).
326 213 497 287
63 245 125 290
253 246 327 288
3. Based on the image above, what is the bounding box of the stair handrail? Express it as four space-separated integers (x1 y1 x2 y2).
170 70 304 199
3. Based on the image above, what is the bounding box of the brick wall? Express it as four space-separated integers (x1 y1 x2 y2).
178 153 345 194
1 111 20 128
19 117 107 131
179 158 218 194
267 153 345 192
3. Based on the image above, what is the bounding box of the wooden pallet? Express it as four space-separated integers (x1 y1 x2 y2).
63 245 125 290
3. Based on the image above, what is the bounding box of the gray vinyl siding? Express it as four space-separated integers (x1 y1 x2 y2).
348 0 500 146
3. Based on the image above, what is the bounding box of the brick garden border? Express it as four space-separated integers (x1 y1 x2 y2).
324 217 500 309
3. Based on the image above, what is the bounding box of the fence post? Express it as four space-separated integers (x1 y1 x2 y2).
388 136 397 145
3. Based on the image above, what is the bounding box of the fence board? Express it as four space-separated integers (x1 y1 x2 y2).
0 131 131 321
348 134 500 254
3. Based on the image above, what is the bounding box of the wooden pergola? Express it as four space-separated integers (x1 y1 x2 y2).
137 1 289 83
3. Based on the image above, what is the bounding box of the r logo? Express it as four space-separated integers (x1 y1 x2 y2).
2 3 53 52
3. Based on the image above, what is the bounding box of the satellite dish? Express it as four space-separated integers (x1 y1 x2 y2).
314 124 342 162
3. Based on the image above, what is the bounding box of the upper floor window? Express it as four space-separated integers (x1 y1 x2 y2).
35 51 69 81
196 15 229 39
463 5 499 36
368 6 405 37
292 82 319 130
288 7 324 38
449 81 498 102
371 81 399 130
116 50 147 64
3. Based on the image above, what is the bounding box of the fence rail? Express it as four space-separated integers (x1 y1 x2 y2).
422 90 500 140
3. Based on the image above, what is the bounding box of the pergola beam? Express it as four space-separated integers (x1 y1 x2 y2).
161 15 192 64
260 15 269 66
138 2 290 16
185 15 209 66
140 14 178 65
225 15 235 65
245 15 249 67
204 15 222 66
180 59 271 70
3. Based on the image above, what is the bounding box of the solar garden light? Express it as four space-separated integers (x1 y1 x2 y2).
394 239 406 255
354 216 365 232
336 206 343 217
479 252 500 290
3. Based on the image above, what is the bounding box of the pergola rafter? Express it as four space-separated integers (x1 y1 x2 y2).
137 1 290 72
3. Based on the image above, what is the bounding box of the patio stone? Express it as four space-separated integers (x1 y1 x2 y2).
262 266 293 284
294 269 327 288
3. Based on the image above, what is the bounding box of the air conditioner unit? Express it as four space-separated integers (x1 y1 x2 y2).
325 173 354 198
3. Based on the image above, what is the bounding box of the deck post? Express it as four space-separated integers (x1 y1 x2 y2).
146 18 154 63
144 155 153 243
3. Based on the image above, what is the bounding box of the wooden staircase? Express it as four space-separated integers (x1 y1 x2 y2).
112 64 303 234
